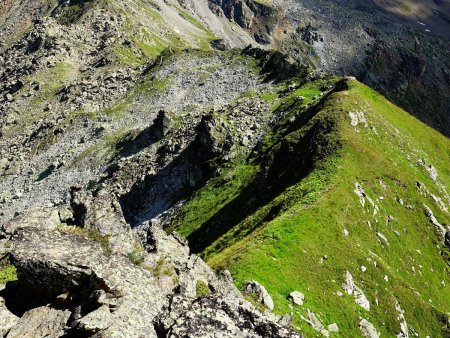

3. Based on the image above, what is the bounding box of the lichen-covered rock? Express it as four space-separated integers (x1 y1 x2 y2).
154 293 301 338
9 227 166 337
6 306 70 338
5 221 299 337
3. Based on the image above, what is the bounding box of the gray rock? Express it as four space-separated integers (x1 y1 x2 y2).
327 323 339 332
6 306 70 338
424 205 447 238
222 269 234 283
0 287 19 336
244 280 274 310
154 294 300 338
359 318 380 338
342 271 370 311
75 305 112 333
288 291 305 306
10 227 165 337
3 208 60 235
6 221 297 337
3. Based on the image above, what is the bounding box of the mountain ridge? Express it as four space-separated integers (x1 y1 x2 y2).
0 0 449 337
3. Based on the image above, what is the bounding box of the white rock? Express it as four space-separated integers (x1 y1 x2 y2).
359 318 380 338
377 232 389 245
327 323 339 332
349 111 368 128
395 300 409 338
424 205 446 238
244 281 274 310
342 271 370 311
288 291 305 306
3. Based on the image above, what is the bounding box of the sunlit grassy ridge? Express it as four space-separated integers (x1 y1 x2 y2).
173 78 450 337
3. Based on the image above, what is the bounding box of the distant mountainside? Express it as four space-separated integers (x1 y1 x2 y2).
0 0 449 337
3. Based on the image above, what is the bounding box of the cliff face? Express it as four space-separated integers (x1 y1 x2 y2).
0 0 449 337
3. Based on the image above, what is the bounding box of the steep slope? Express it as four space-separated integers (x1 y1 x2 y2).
0 0 263 225
0 0 449 337
170 78 450 337
210 0 450 137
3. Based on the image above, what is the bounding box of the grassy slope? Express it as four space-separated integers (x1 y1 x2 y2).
173 79 450 337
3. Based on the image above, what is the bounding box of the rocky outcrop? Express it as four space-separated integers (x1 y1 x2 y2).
155 293 300 337
8 226 166 336
342 271 370 311
208 0 278 44
6 306 70 338
2 199 300 337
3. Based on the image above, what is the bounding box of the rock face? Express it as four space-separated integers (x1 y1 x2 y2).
208 0 277 44
0 0 449 337
10 227 166 337
2 202 300 337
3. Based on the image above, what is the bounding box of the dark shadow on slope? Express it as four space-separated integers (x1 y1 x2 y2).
242 46 310 83
113 110 171 161
119 114 232 227
185 82 345 254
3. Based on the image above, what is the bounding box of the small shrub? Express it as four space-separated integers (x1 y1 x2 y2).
151 258 166 278
0 265 17 284
128 244 145 266
195 280 211 298
63 226 111 255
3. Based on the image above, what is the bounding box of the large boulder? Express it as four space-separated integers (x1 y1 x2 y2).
154 293 301 338
9 227 165 337
6 306 70 338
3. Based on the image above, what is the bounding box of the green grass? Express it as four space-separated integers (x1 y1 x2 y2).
60 226 111 255
128 243 145 266
172 78 450 336
196 280 211 298
0 265 17 284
